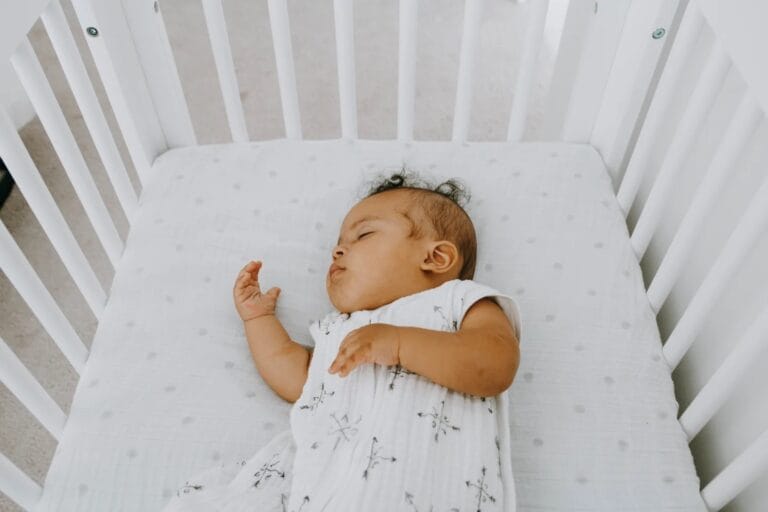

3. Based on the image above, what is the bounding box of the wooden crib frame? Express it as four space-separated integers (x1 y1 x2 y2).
1 0 767 510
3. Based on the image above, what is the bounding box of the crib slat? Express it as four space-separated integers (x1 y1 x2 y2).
0 452 41 512
0 108 106 320
267 0 302 139
0 336 67 440
119 0 197 148
629 40 730 260
662 174 768 370
507 0 548 142
333 0 357 140
69 0 166 185
616 1 704 217
397 0 417 142
201 0 249 143
679 303 768 442
647 93 763 313
40 0 139 224
0 219 89 374
452 0 483 143
590 0 678 180
11 38 124 267
560 0 634 142
700 427 768 511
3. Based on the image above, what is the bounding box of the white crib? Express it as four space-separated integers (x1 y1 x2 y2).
1 0 767 510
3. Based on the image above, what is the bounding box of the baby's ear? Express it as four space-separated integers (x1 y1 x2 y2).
421 241 460 275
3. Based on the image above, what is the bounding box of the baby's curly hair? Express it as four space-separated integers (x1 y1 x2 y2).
362 167 477 281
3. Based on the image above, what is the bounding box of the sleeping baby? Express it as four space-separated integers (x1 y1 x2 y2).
162 170 523 512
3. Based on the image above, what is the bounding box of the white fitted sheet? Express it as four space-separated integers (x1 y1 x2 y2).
34 139 707 511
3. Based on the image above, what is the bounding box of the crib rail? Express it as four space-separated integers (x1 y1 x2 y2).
1 0 767 510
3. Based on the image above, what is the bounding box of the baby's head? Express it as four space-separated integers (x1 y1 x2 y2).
326 169 477 314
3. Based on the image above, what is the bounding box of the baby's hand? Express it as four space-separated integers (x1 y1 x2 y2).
233 260 281 322
328 323 401 377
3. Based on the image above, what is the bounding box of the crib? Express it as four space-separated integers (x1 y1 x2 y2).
1 0 767 510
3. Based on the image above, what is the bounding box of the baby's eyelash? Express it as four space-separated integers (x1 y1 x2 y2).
358 232 373 240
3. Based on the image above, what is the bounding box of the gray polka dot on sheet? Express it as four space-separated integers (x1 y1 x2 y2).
199 328 208 336
621 321 631 329
522 372 533 382
549 151 558 157
290 197 299 204
532 438 543 447
574 343 584 352
545 314 556 322
78 483 88 496
165 295 174 303
429 163 437 169
315 222 323 230
623 269 630 277
574 173 582 178
588 289 597 296
462 142 470 147
541 192 548 197
233 183 241 190
269 170 277 178
501 214 509 222
125 320 135 328
487 158 497 164
604 376 614 385
567 214 574 220
165 385 176 392
101 410 112 419
512 171 521 177
212 157 220 163
328 180 336 187
663 475 675 484
195 197 204 205
594 241 604 248
162 488 172 499
246 391 256 398
308 267 316 274
154 218 164 224
484 264 493 272
574 404 586 414
88 379 99 387
263 421 275 430
576 475 588 484
253 209 261 216
224 361 235 369
553 262 562 269
657 410 669 420
308 155 317 162
127 448 138 458
182 416 195 425
146 352 157 360
618 440 628 451
515 288 525 295
526 237 536 244
137 266 144 273
175 174 184 180
652 354 661 362
204 276 211 283
176 244 183 252
212 451 221 461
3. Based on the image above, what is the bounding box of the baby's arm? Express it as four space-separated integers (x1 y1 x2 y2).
398 298 519 397
244 315 310 403
234 260 309 403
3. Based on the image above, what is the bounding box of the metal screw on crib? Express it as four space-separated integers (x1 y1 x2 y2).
652 27 666 39
86 26 98 37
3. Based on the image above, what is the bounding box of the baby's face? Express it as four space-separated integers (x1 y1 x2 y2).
327 190 439 313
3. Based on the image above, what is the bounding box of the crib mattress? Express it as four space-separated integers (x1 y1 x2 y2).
34 139 707 511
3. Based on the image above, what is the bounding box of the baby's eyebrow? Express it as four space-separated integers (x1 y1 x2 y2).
337 215 384 245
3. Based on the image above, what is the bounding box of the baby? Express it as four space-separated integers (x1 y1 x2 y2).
165 170 522 511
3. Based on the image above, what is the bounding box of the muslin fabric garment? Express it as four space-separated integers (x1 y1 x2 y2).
161 278 523 511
